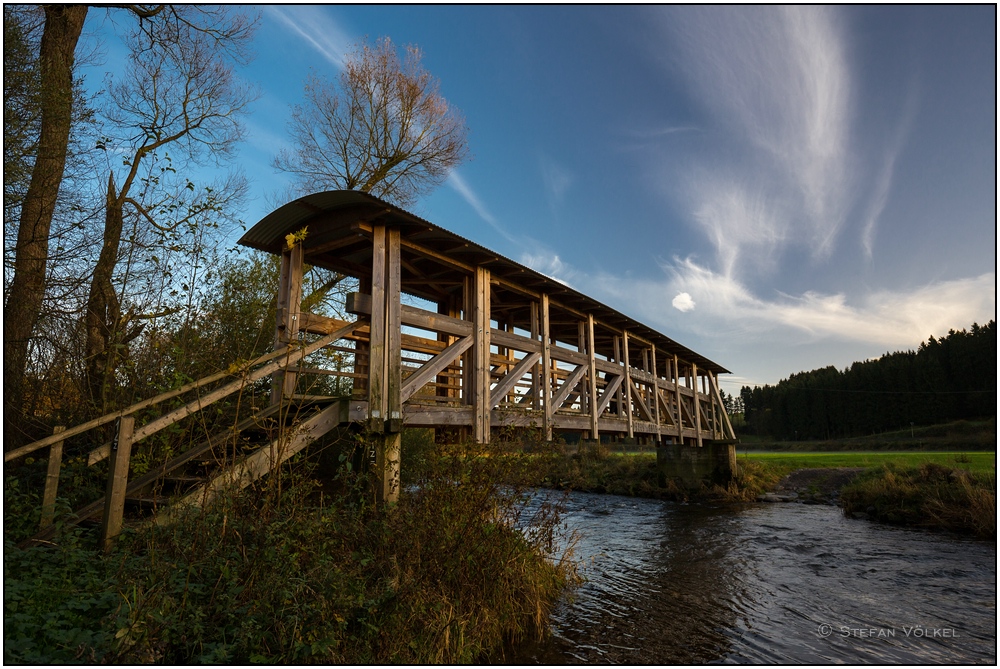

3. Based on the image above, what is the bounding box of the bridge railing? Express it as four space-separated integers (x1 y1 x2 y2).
11 320 360 549
292 294 735 444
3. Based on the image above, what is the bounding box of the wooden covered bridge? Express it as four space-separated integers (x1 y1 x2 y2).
12 191 735 549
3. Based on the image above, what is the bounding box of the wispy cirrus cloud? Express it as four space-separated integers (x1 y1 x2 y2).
653 6 853 275
265 6 352 70
446 170 522 246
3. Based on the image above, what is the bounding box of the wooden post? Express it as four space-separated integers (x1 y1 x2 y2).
692 362 702 447
39 426 65 530
378 227 402 503
472 266 491 444
673 354 683 441
623 331 633 439
541 294 552 441
586 314 599 440
651 344 661 441
271 241 305 404
577 321 588 418
613 335 623 417
368 225 387 431
100 416 134 551
530 301 541 411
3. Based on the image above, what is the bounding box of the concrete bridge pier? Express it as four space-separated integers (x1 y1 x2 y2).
656 441 737 490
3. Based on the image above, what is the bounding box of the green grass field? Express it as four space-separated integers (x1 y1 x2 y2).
739 450 996 475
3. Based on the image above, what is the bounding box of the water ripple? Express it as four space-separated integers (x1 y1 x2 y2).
512 491 996 664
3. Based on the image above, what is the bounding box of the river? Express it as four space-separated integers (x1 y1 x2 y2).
511 491 996 664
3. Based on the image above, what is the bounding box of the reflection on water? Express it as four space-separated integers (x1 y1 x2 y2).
512 491 996 664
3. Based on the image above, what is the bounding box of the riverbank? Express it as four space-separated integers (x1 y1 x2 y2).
537 448 996 538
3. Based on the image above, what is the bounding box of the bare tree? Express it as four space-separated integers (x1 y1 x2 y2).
85 12 256 411
274 36 469 208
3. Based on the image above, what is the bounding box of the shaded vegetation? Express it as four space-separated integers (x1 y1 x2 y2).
4 431 576 664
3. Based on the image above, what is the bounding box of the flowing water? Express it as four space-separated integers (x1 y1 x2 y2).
512 491 996 664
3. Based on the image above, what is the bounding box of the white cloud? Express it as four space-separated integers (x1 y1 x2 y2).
538 154 573 210
265 6 352 70
672 292 695 312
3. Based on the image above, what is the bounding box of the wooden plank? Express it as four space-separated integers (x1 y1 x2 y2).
595 374 623 417
348 292 474 337
490 327 542 353
586 314 599 438
655 389 677 427
490 351 541 407
550 364 587 411
39 426 65 530
401 336 473 403
130 322 359 444
100 416 134 551
623 331 633 438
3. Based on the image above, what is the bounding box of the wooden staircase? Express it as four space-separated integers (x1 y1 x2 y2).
9 321 361 550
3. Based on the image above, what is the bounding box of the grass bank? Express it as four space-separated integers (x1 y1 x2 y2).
737 418 995 452
739 450 995 475
840 463 996 539
5 434 575 664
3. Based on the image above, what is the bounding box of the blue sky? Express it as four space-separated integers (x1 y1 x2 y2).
83 5 996 394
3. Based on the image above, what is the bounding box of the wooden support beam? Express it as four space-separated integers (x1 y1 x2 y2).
651 344 661 441
628 378 656 423
595 374 624 417
472 266 491 443
586 314 599 439
530 301 541 411
368 225 387 430
674 354 683 439
39 426 65 530
401 335 474 403
692 362 702 447
541 294 552 440
708 372 737 440
380 227 402 503
550 364 588 412
623 331 633 438
100 416 134 551
490 351 542 407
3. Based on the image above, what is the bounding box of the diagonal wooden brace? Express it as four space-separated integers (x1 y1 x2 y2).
400 335 474 403
489 351 542 407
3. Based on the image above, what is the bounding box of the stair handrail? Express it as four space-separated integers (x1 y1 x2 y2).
4 320 362 463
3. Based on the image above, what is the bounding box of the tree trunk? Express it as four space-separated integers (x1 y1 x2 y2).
3 5 87 446
86 174 126 415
